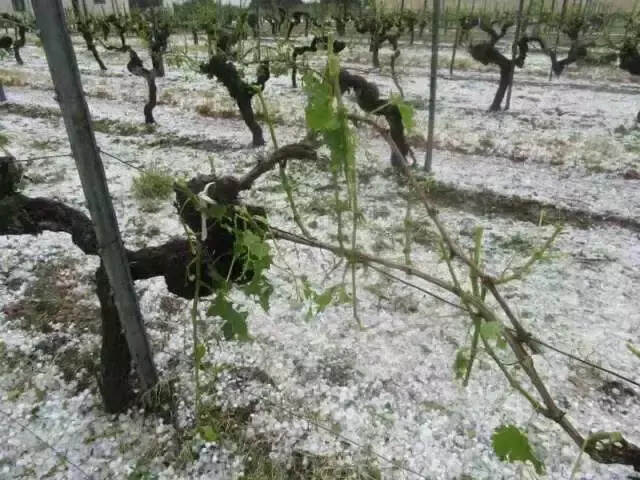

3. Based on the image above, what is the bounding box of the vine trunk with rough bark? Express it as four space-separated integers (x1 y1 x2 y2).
0 146 315 412
200 56 270 147
126 49 157 124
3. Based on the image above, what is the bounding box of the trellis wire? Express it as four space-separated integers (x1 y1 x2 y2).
0 408 95 479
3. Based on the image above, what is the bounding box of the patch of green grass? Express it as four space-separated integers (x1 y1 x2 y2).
132 167 175 212
0 68 27 87
93 118 155 136
477 134 495 152
574 135 621 173
584 160 607 174
196 102 237 119
498 233 535 254
0 343 40 402
54 346 98 393
621 130 640 154
399 218 439 248
93 87 115 100
0 102 59 120
445 56 475 71
28 167 67 185
195 100 286 125
30 138 63 151
0 103 156 138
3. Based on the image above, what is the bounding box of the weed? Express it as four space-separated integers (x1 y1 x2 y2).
621 130 640 154
132 166 175 211
445 56 474 70
0 102 58 120
584 160 607 174
2 258 99 334
195 98 286 125
93 118 155 136
498 233 535 254
54 346 98 393
196 102 237 119
93 87 114 100
29 138 63 151
0 345 36 402
398 218 438 248
28 167 67 185
477 134 495 152
0 68 27 87
159 89 177 105
407 133 428 150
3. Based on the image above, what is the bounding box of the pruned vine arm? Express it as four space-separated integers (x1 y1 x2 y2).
237 143 318 192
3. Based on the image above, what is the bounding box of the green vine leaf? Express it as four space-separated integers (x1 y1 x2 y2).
208 293 250 341
492 425 545 474
233 226 273 311
628 343 640 360
315 287 337 311
198 425 219 443
242 275 273 313
390 94 416 132
195 343 206 365
301 279 348 320
479 321 507 349
236 230 271 265
234 227 272 282
480 321 501 340
303 71 338 132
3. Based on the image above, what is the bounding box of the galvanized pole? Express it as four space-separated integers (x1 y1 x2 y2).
424 0 440 172
31 0 159 392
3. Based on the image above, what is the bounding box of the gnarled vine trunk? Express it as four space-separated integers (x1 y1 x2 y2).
0 155 276 413
13 25 25 65
467 21 540 112
339 69 411 169
0 15 26 65
127 49 157 124
470 42 513 111
618 41 640 120
291 37 346 88
78 21 107 71
97 264 132 413
150 23 169 78
200 56 270 147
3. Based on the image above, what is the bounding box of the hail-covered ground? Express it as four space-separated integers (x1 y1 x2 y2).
1 29 639 480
